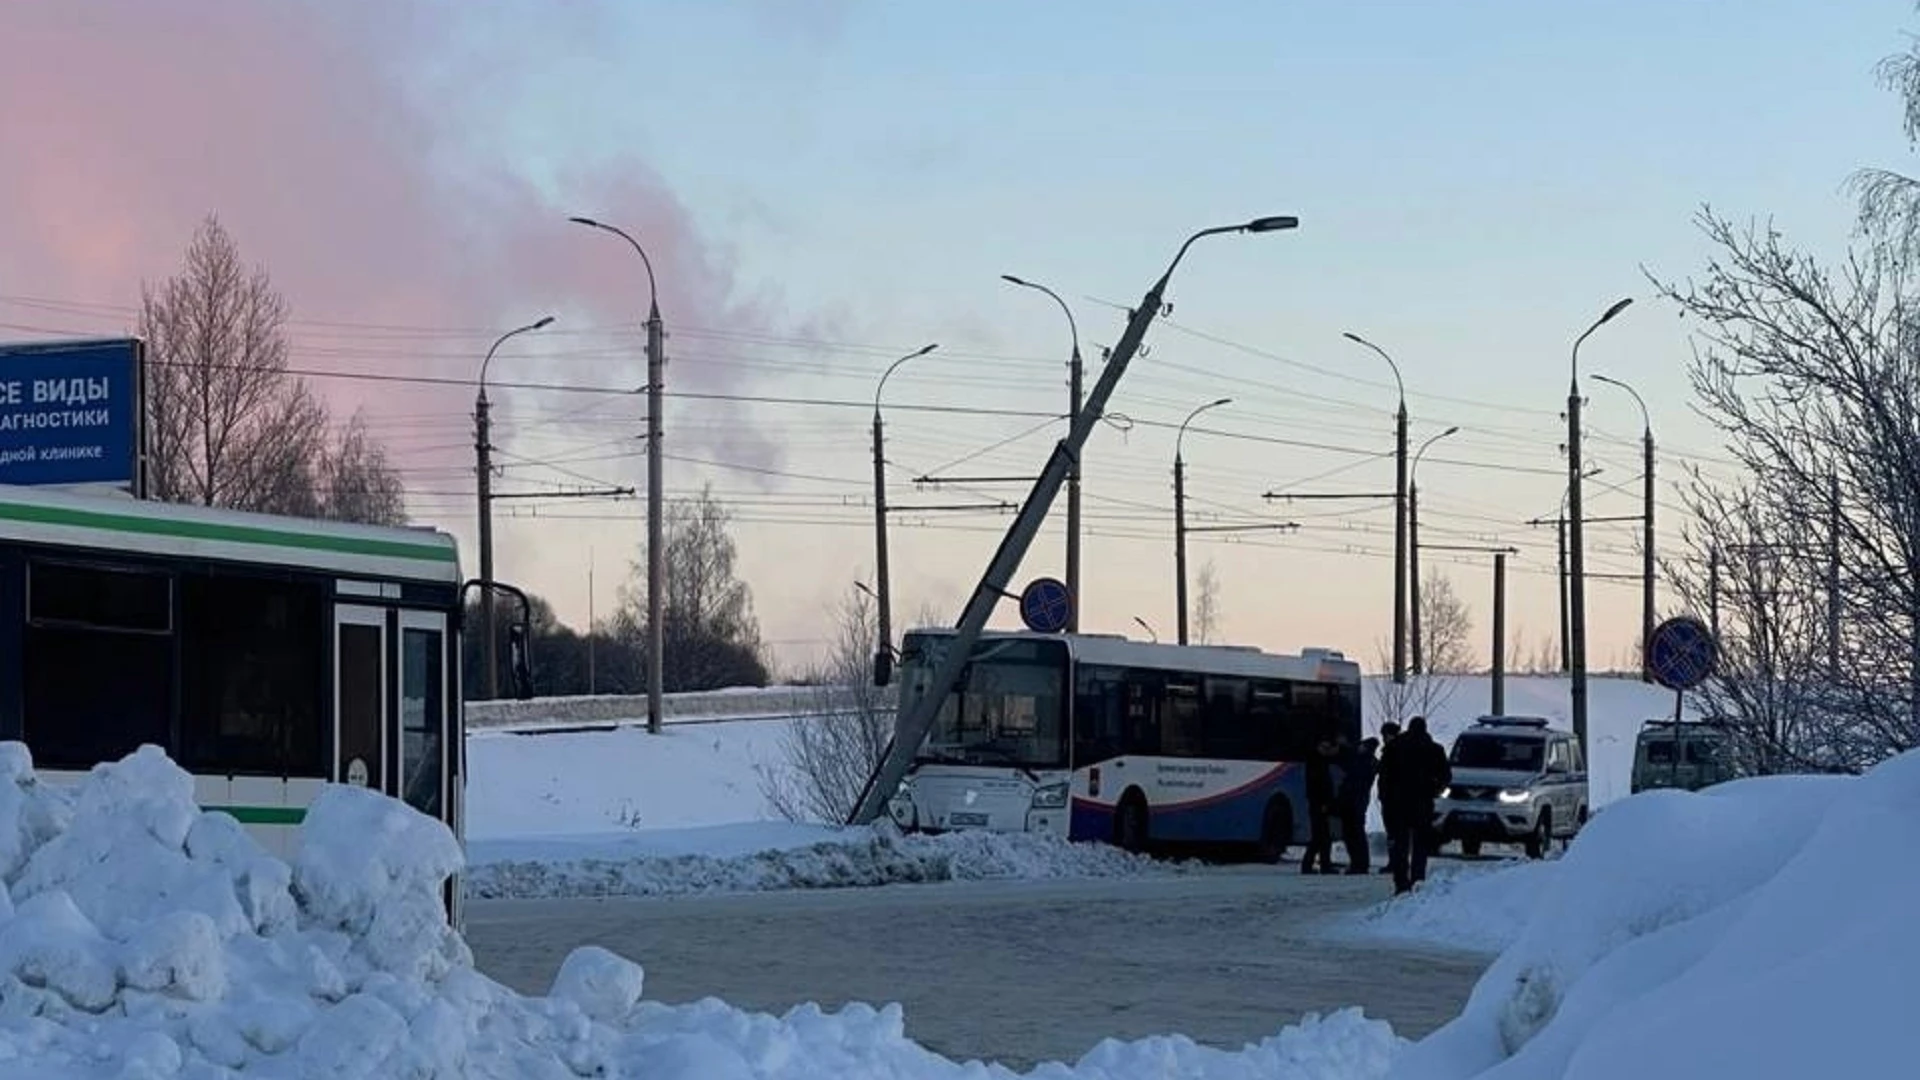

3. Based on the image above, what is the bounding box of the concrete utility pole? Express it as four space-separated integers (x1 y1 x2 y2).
1593 373 1655 681
871 344 939 685
475 315 554 699
1002 275 1084 630
1174 397 1230 646
1493 550 1507 713
569 215 668 733
1341 332 1409 685
1566 297 1633 763
847 215 1300 826
1408 425 1458 674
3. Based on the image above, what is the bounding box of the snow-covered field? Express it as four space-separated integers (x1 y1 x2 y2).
460 673 1684 900
2 736 1909 1076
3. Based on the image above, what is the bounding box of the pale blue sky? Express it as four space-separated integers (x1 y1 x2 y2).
416 0 1920 671
14 0 1913 671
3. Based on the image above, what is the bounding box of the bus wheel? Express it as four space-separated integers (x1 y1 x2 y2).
1256 799 1293 864
1113 792 1149 855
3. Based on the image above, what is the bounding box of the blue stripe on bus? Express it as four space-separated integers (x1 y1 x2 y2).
1068 762 1307 846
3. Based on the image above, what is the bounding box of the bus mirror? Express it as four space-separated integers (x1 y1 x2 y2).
873 649 893 687
508 624 535 700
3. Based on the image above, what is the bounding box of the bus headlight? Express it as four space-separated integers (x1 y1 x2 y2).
1031 782 1069 809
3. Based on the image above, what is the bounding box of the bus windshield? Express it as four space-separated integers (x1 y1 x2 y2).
901 635 1068 768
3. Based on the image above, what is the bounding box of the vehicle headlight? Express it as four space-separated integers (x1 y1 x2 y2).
1438 786 1453 800
1498 789 1532 804
1031 782 1069 809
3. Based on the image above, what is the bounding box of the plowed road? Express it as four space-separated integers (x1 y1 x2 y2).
466 867 1490 1069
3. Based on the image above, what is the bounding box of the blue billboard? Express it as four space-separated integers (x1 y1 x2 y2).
0 338 143 491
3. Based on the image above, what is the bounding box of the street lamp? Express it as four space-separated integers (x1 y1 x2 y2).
569 214 668 734
1408 425 1460 674
1592 372 1655 683
1567 296 1633 760
1003 273 1085 630
871 343 938 686
1343 331 1410 685
847 213 1300 828
1175 397 1232 646
475 314 554 699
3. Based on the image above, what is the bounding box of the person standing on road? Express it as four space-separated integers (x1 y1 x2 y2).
1376 721 1404 878
1378 716 1450 895
1300 733 1338 874
1337 736 1378 875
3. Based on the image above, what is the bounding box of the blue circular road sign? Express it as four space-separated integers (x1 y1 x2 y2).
1648 615 1718 691
1019 576 1074 634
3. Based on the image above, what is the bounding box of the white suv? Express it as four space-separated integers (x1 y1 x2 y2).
1434 716 1590 859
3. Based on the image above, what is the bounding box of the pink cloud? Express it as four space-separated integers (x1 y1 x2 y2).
0 0 792 488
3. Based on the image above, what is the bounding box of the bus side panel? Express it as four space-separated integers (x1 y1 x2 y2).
1148 762 1299 843
1068 793 1111 842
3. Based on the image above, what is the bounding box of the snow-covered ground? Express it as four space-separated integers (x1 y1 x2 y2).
461 673 1683 899
4 737 1910 1076
466 824 1187 901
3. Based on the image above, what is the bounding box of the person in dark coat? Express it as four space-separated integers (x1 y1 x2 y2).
1377 716 1451 894
1337 736 1379 875
1300 733 1338 874
1376 721 1403 878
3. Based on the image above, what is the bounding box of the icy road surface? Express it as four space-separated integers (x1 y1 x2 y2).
466 863 1489 1069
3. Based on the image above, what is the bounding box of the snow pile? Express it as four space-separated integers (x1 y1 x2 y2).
1336 858 1553 955
0 741 1402 1078
1372 752 1916 1079
466 824 1188 901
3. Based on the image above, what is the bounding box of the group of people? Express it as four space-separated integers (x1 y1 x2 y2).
1299 716 1453 895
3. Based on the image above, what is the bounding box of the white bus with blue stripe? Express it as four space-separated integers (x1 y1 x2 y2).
883 627 1362 860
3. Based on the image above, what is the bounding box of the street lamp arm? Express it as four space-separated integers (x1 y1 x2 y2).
569 216 659 315
1411 425 1460 479
479 315 556 395
1176 397 1233 461
875 343 940 414
1002 275 1080 361
1591 373 1651 434
1570 296 1633 385
1158 216 1299 292
1340 331 1405 408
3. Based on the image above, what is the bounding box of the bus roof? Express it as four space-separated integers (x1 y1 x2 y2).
903 626 1361 684
0 483 461 585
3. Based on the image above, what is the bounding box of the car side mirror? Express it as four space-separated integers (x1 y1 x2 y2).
1545 761 1567 775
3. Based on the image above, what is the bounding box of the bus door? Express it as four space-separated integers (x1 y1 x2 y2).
397 610 451 828
335 604 388 792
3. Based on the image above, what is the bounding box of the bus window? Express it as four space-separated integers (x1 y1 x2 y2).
401 624 446 818
1200 677 1252 759
1073 664 1127 765
22 560 173 769
179 573 324 777
1160 680 1204 756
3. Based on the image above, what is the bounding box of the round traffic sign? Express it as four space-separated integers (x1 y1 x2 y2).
1647 615 1717 691
1018 576 1074 634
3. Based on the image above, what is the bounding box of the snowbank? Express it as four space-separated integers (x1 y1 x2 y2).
466 824 1187 901
0 741 1403 1078
1351 752 1917 1079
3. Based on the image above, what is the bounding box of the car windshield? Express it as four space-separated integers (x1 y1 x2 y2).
901 635 1068 768
1451 733 1544 771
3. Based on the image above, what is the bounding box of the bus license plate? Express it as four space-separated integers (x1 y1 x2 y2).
949 812 988 826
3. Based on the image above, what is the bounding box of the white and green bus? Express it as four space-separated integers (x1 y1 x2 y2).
0 483 532 924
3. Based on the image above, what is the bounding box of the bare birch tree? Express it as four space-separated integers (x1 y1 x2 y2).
1420 569 1474 675
137 214 406 525
758 585 896 823
1194 559 1222 645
